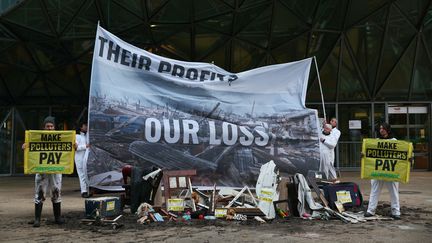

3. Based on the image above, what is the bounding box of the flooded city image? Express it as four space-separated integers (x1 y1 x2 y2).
87 93 320 188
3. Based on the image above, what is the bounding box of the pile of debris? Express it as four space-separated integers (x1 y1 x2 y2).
81 160 393 228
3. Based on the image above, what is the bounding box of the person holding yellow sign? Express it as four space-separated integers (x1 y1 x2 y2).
23 116 65 227
364 122 401 220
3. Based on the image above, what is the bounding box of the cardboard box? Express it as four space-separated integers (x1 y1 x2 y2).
85 196 121 218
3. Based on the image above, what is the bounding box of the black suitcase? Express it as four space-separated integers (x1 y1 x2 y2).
322 182 363 209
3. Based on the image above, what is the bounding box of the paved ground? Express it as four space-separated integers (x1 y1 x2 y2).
0 171 431 242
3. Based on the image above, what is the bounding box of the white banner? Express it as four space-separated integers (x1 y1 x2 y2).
87 25 320 189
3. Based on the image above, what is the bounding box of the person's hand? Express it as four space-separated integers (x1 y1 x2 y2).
21 143 27 150
360 152 364 158
74 143 78 150
86 144 90 148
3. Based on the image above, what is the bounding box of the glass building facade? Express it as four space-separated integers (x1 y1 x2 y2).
0 0 431 175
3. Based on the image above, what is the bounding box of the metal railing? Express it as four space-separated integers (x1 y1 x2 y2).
338 142 362 170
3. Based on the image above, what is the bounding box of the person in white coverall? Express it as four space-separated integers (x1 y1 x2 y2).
319 124 337 180
75 121 91 198
23 116 65 227
364 122 401 220
329 117 341 165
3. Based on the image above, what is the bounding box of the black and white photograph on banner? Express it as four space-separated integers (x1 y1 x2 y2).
87 26 320 189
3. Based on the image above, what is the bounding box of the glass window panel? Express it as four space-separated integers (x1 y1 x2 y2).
234 2 268 34
388 104 407 124
271 33 307 63
160 31 191 60
237 4 271 49
395 0 430 26
46 64 81 97
0 109 12 174
3 44 37 71
339 142 362 168
409 110 429 169
410 127 426 141
388 104 408 139
116 25 153 46
377 5 417 84
99 0 143 33
197 13 233 35
338 104 372 141
305 104 335 123
0 0 20 15
347 8 387 89
50 106 84 131
146 0 169 17
114 0 144 19
338 104 372 168
306 31 339 100
313 0 348 30
0 25 15 42
61 39 94 60
195 27 227 61
231 39 266 72
281 0 318 24
78 65 91 93
27 42 69 70
392 127 409 140
308 32 339 61
1 68 36 98
374 104 386 137
45 0 86 33
424 9 432 42
23 78 49 97
3 0 54 36
200 44 228 70
62 1 99 38
411 41 432 100
346 0 387 27
270 1 309 49
2 21 53 41
309 46 339 102
151 24 188 43
339 43 368 101
194 0 232 20
16 107 49 130
77 50 93 65
376 41 415 100
0 74 12 102
151 1 191 23
409 112 428 125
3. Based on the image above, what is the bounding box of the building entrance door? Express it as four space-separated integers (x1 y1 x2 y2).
388 104 430 169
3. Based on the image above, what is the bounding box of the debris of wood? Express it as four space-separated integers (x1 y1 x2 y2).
225 186 258 208
81 214 123 229
231 207 265 217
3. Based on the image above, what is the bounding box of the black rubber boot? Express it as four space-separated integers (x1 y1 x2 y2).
53 202 65 224
33 203 43 227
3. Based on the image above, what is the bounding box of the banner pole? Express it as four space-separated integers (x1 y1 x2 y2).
313 56 327 123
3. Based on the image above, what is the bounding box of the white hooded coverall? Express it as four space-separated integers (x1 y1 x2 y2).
34 173 62 204
366 137 400 216
319 133 337 180
75 132 89 194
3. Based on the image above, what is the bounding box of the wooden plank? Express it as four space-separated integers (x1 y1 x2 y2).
307 177 329 208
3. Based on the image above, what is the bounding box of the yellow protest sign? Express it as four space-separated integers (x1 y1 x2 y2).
167 198 184 211
361 138 413 183
24 130 76 174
